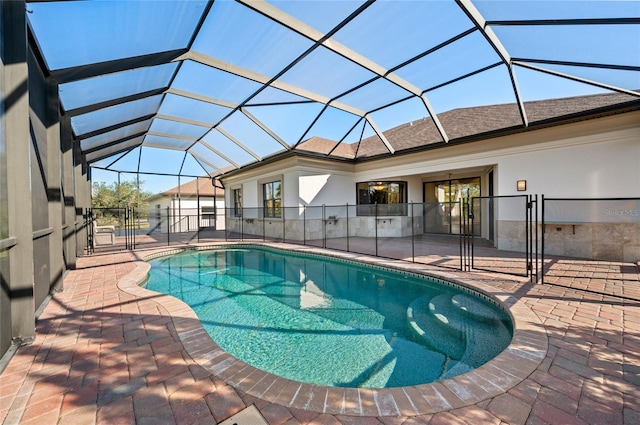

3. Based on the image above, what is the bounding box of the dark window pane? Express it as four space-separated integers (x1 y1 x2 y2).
355 181 407 216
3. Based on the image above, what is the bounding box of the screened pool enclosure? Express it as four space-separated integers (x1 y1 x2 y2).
26 0 640 176
2 0 639 361
22 0 640 274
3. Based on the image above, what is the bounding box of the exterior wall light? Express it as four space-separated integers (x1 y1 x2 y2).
517 180 527 191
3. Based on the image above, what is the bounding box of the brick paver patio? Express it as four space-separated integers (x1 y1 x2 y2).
1 242 639 425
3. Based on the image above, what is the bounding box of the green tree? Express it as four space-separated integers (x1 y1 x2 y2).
92 180 152 226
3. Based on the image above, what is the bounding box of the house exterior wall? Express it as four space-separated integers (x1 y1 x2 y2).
221 112 640 261
148 196 225 232
353 112 639 200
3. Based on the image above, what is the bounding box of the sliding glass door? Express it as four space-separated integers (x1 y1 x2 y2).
424 177 480 235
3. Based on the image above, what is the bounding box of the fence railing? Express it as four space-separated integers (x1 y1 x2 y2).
541 197 640 284
87 203 479 270
224 203 474 271
85 197 639 288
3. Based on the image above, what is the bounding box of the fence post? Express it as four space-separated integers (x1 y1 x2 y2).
167 206 170 246
86 208 93 255
541 194 545 284
128 207 131 250
322 204 326 249
375 202 378 257
529 195 533 281
526 195 531 280
346 203 349 253
303 206 306 246
283 207 286 243
468 196 473 271
127 207 131 250
459 200 463 271
534 193 540 283
134 207 138 250
411 203 415 263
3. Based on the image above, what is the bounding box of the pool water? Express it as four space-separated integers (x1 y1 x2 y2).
146 247 513 388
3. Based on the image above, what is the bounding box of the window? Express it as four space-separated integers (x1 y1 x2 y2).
201 206 215 220
356 181 407 216
201 206 216 228
233 188 242 217
263 180 282 218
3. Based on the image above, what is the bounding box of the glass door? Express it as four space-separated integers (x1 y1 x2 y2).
424 177 480 235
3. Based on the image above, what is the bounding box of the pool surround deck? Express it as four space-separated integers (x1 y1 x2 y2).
1 241 638 425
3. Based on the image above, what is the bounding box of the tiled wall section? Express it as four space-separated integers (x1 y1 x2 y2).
226 217 419 240
499 220 640 262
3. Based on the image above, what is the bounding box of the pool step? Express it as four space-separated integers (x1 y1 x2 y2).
441 360 472 379
451 294 501 324
407 292 513 378
407 294 466 360
448 294 512 369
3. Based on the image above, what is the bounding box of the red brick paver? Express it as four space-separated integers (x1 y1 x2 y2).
1 245 639 424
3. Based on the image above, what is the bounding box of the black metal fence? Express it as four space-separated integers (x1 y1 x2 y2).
541 197 640 293
468 195 539 279
84 200 546 281
86 203 472 270
225 204 460 266
86 207 136 253
86 206 223 253
223 201 538 278
83 196 640 290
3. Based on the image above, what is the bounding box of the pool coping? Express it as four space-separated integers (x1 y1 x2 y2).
117 241 548 417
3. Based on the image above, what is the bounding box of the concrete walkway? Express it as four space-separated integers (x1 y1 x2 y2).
1 243 639 425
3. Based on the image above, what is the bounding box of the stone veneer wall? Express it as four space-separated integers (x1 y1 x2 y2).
225 216 423 240
498 220 640 262
544 222 640 262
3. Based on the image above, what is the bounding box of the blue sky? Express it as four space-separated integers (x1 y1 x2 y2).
28 0 640 195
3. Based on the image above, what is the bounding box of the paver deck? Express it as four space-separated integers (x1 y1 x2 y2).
1 242 639 425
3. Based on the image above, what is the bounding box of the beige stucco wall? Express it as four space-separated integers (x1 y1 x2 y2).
220 111 640 261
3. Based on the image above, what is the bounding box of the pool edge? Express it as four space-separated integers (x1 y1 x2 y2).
117 241 548 417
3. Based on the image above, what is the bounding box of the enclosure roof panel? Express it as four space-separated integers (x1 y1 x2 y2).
26 0 640 178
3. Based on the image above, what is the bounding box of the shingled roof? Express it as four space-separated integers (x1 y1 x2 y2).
295 137 356 159
156 178 224 198
296 91 640 159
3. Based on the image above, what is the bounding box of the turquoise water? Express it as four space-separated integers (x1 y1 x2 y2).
146 247 512 388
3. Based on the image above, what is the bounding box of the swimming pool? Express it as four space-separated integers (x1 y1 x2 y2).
146 246 513 388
